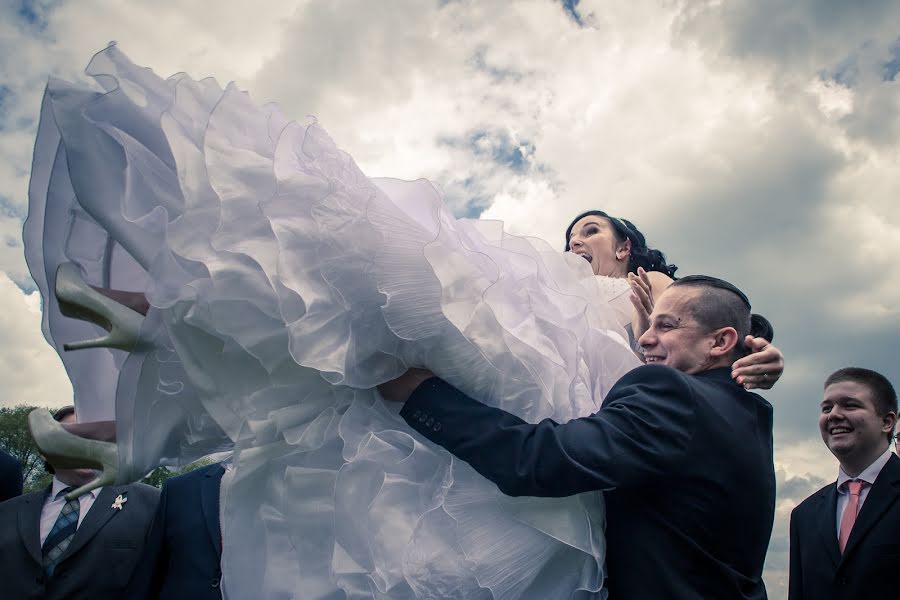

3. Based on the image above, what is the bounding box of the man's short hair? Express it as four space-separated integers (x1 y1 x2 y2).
668 275 772 359
824 367 897 442
43 405 76 475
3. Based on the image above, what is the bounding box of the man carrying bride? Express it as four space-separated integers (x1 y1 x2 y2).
380 275 776 599
24 45 786 598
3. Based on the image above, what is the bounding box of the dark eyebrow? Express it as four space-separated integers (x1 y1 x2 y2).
569 220 604 239
654 312 679 321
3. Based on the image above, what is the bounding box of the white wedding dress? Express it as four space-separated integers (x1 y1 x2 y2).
24 44 641 599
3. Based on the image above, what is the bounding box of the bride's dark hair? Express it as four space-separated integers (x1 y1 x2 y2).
564 210 677 278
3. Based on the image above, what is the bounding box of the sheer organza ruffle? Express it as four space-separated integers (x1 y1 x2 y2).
26 43 641 599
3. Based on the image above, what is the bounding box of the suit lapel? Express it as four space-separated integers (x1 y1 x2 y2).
200 463 225 556
17 488 50 565
815 484 842 568
842 455 900 561
58 486 123 562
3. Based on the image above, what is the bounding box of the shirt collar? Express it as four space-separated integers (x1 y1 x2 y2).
836 447 893 490
51 477 101 500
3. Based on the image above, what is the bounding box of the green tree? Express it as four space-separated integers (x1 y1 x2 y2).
140 458 213 487
0 404 212 494
0 405 47 490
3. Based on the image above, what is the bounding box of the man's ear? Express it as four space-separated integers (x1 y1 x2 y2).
882 411 897 435
709 327 739 358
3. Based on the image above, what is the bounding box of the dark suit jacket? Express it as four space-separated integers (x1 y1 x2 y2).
789 452 900 600
0 482 159 600
401 365 776 599
127 462 225 599
0 448 23 501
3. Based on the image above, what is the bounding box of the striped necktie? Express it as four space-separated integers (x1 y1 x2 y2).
41 487 80 577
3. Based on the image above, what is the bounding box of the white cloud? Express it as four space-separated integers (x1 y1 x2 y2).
0 272 72 410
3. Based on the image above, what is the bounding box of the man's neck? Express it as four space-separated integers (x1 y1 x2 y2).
839 445 890 478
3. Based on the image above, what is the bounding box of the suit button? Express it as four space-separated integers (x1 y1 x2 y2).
433 422 442 432
413 409 421 419
211 577 221 588
418 413 427 423
425 417 434 426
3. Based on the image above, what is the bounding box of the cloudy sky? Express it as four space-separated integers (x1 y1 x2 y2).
2 0 899 594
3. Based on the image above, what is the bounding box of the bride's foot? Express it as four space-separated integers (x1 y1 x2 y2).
28 409 119 500
55 262 148 351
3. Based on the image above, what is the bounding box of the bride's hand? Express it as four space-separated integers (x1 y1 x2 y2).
628 268 654 340
377 368 435 403
731 337 784 390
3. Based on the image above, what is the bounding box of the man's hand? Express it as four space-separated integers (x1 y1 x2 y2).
732 337 784 390
377 368 435 403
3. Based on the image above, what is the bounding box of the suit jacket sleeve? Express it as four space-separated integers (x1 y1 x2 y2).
126 481 169 600
400 364 699 497
0 450 23 502
788 507 803 600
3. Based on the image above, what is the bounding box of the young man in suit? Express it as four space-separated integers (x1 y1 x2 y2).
127 460 227 599
379 275 777 599
789 367 900 599
0 405 159 600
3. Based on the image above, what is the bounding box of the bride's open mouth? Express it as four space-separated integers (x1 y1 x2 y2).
574 252 592 264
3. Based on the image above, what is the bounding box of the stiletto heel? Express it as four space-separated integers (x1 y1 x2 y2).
28 408 119 500
55 262 145 352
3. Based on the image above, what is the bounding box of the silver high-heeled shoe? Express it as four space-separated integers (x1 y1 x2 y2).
55 262 145 352
28 409 118 500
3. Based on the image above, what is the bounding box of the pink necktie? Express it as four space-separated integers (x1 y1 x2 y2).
838 480 866 553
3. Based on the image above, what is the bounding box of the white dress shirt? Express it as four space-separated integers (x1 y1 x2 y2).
39 477 102 546
835 447 892 536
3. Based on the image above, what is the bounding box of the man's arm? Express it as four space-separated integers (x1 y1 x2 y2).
399 364 698 497
788 509 804 600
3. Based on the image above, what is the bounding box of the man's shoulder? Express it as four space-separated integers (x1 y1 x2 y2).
0 449 21 471
0 488 46 517
878 452 900 481
121 481 161 501
792 481 834 518
614 363 694 390
163 462 224 492
608 364 702 405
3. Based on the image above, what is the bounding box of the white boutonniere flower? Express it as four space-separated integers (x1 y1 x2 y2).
111 494 128 510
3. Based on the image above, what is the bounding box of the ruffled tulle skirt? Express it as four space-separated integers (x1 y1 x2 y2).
25 43 641 599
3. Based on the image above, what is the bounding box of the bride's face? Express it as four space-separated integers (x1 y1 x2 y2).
567 216 630 277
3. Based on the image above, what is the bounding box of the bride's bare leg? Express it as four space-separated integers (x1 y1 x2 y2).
55 263 148 352
90 287 150 316
28 409 118 500
62 420 117 443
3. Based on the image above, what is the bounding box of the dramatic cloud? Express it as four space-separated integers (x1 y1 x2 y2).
0 271 72 408
1 0 898 596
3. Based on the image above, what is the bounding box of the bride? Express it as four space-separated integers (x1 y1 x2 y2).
25 44 782 599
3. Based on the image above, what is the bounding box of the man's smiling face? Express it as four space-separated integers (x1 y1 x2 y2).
638 286 718 375
819 380 893 467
